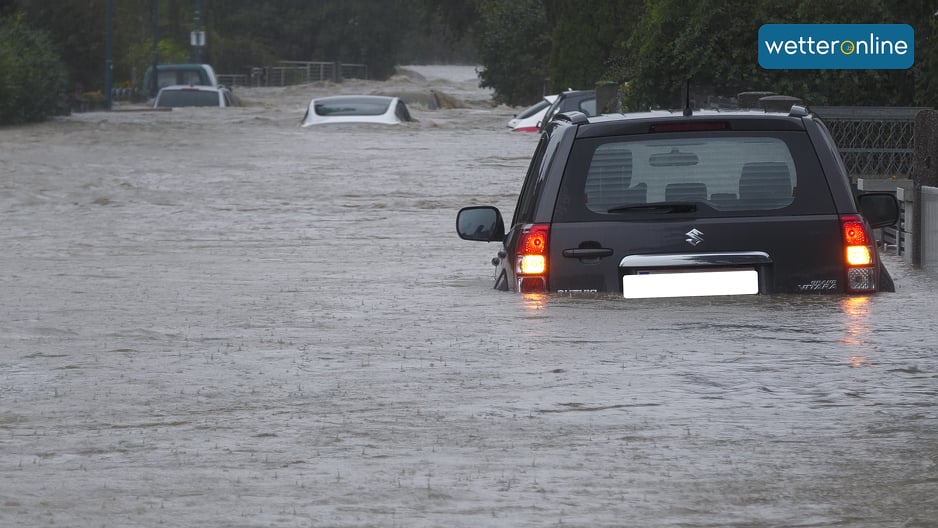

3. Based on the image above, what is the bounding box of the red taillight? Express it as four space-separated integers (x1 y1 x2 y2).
651 122 729 132
516 224 549 292
512 126 539 132
841 214 876 292
842 217 869 246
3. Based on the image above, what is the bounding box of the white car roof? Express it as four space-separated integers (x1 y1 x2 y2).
301 95 405 126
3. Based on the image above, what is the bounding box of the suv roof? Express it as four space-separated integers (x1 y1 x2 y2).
552 105 810 127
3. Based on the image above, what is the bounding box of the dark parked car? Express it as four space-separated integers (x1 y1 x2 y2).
537 89 597 132
456 106 899 297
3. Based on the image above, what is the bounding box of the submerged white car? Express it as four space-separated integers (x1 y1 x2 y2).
507 95 557 132
301 95 413 126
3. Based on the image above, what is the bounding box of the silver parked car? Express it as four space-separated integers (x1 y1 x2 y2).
153 84 236 108
301 95 413 126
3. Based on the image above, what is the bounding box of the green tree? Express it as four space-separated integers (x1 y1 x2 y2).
545 0 640 92
403 0 478 64
619 0 769 110
13 0 105 93
475 0 550 105
309 0 416 79
199 0 422 79
6 0 445 96
0 14 68 124
617 0 938 110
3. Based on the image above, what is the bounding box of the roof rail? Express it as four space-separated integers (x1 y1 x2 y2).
555 111 589 125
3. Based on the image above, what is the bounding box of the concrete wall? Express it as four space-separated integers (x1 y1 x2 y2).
922 186 938 269
912 110 938 267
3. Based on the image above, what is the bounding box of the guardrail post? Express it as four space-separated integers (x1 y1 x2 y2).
595 81 618 114
912 109 938 267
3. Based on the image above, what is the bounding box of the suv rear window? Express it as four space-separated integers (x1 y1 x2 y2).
554 131 836 221
158 69 209 89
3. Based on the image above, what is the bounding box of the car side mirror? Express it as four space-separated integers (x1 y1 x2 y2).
456 206 505 242
857 192 899 229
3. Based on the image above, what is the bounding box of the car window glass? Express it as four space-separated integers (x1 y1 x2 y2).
179 70 203 85
315 98 392 116
516 99 550 120
395 101 412 121
156 89 221 107
156 71 177 90
512 135 550 225
586 136 795 212
579 98 596 116
555 131 835 220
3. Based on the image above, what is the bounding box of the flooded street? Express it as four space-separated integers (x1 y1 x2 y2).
2 66 937 527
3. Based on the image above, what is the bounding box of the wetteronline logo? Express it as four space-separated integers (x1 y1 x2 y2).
759 24 914 69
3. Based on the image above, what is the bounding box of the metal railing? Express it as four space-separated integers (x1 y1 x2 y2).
817 107 938 266
217 74 248 87
811 106 928 180
220 62 369 88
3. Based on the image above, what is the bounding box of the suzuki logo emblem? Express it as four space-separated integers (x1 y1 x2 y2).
685 228 704 246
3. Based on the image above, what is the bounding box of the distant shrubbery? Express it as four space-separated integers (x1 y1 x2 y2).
0 15 68 125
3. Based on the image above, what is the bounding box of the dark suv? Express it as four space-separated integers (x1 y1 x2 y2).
456 106 900 297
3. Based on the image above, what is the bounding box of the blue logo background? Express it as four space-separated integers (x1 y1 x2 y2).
759 24 914 70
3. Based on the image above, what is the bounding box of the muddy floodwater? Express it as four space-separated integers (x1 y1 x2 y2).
1 66 937 527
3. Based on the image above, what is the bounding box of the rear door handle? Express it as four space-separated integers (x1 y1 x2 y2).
562 248 614 258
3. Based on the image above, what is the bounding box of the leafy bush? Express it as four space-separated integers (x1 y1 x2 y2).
0 15 68 125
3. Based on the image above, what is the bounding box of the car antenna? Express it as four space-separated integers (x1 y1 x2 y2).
682 79 692 117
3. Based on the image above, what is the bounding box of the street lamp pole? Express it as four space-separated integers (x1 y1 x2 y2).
193 0 202 63
151 0 159 96
105 0 113 109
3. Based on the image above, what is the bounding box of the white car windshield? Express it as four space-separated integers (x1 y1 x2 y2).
314 97 392 116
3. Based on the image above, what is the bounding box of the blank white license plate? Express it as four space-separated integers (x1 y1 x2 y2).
622 269 759 299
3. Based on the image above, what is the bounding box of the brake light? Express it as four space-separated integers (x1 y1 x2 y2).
841 215 876 292
516 223 549 292
512 126 539 133
651 122 729 132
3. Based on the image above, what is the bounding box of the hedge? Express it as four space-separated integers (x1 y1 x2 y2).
0 15 68 125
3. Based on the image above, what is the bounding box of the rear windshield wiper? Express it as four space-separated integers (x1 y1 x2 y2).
607 202 698 214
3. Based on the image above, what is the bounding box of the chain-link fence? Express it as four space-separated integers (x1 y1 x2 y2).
811 106 929 180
